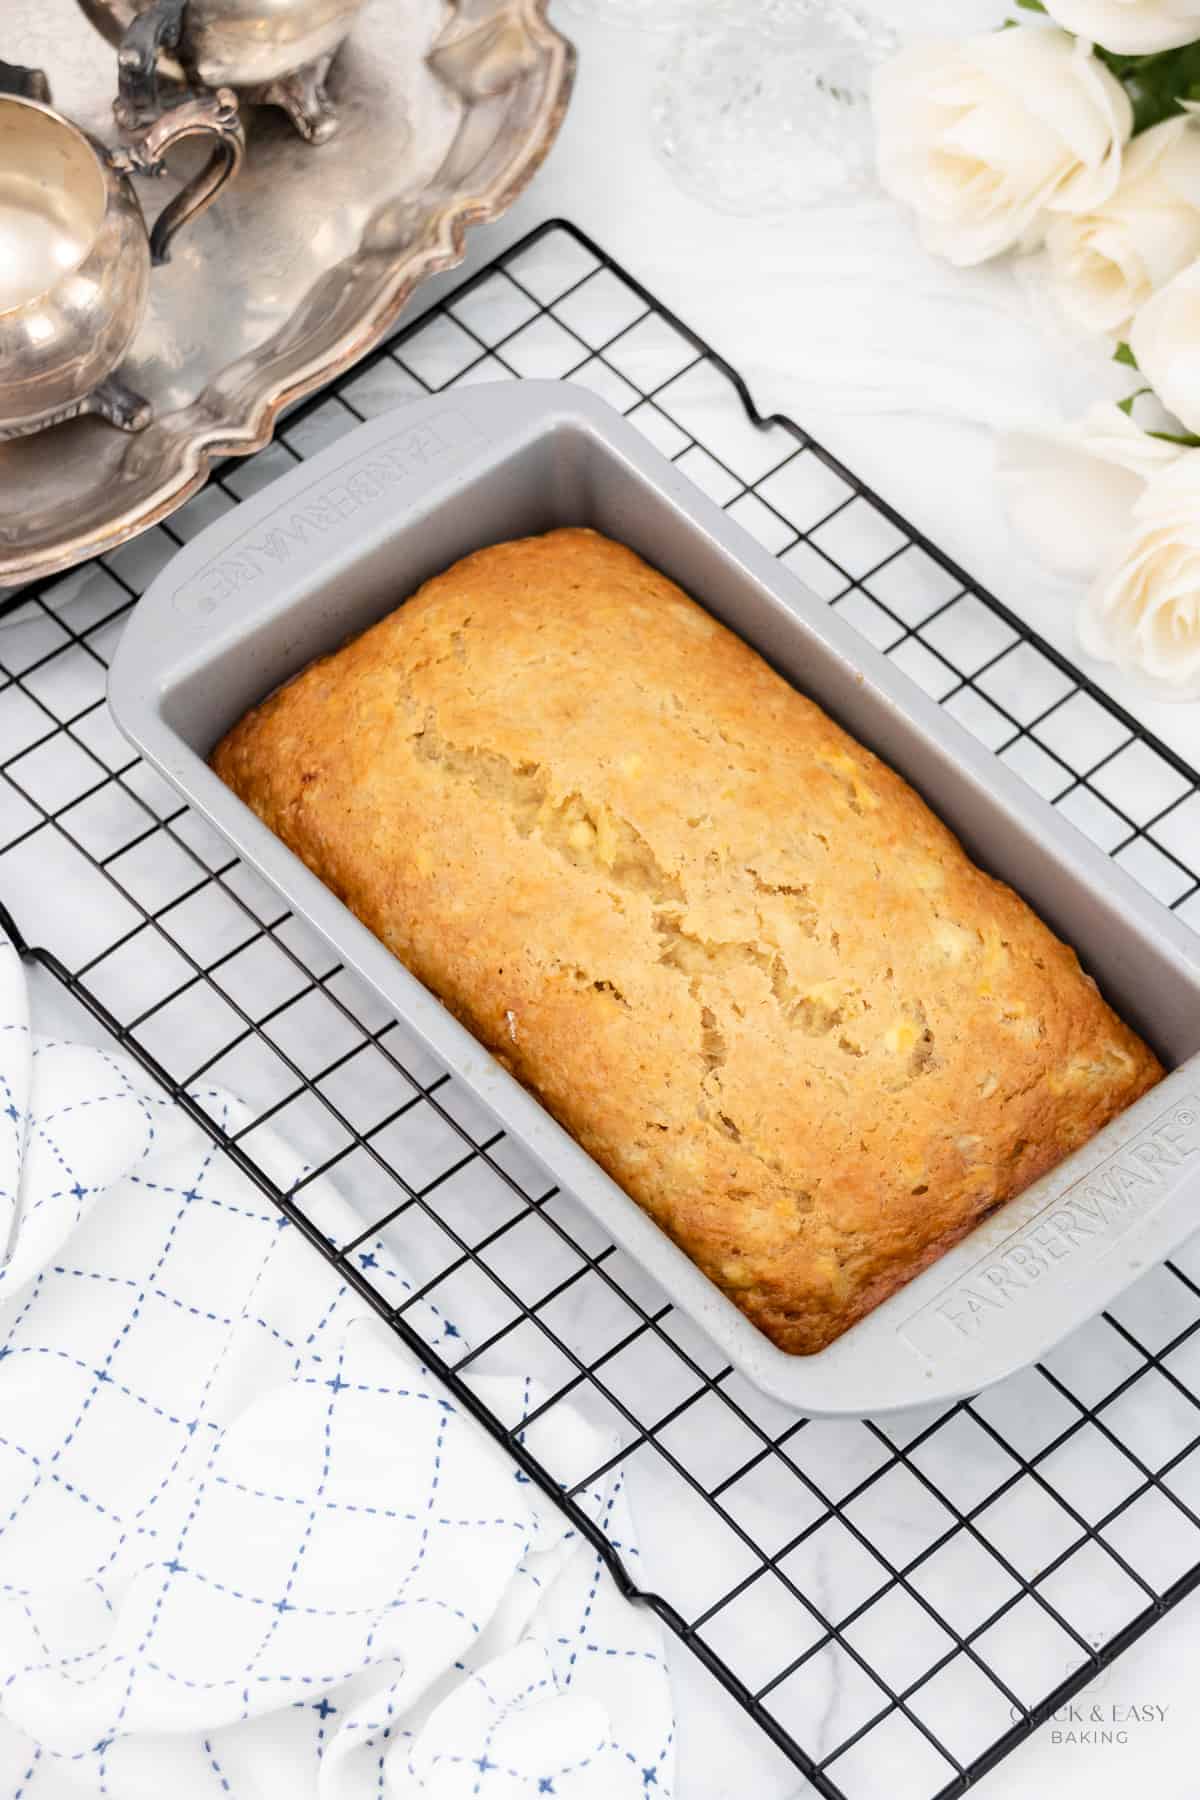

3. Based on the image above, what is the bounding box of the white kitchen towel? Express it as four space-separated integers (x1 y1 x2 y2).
0 933 673 1800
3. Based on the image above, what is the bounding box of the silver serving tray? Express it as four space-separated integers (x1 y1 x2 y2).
0 0 573 588
108 383 1200 1415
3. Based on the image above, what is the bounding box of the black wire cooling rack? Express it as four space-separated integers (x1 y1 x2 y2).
4 219 1200 1800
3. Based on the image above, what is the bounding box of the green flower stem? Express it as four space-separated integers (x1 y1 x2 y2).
1094 41 1200 134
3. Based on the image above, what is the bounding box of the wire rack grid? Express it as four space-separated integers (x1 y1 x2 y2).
3 220 1200 1800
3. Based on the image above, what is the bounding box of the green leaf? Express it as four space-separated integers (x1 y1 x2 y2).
1015 0 1047 9
1097 48 1165 73
1114 342 1139 368
1116 387 1151 416
1147 428 1200 446
1096 40 1200 134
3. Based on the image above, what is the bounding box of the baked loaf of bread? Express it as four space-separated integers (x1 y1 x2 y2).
211 528 1163 1353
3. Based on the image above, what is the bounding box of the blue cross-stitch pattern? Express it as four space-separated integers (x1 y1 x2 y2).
0 957 674 1799
202 1737 232 1793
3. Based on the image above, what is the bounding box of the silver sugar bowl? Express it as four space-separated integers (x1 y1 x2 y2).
77 0 368 144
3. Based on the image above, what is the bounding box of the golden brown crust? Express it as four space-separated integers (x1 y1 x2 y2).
211 528 1164 1354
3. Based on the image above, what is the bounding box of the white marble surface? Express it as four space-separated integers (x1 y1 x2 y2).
406 4 1200 1796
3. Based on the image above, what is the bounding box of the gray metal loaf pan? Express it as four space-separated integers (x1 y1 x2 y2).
108 382 1200 1416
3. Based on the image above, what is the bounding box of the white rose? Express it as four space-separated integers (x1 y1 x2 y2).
1130 252 1200 434
1047 115 1200 335
873 30 1133 267
1042 0 1200 54
1080 450 1200 697
997 402 1183 576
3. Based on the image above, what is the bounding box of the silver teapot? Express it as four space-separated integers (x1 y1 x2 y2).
0 62 243 440
78 0 368 144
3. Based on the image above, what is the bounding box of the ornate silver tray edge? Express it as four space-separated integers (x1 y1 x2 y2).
1 1 575 589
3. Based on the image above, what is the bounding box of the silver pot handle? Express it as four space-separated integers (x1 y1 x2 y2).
0 59 51 103
115 0 189 130
113 88 245 266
